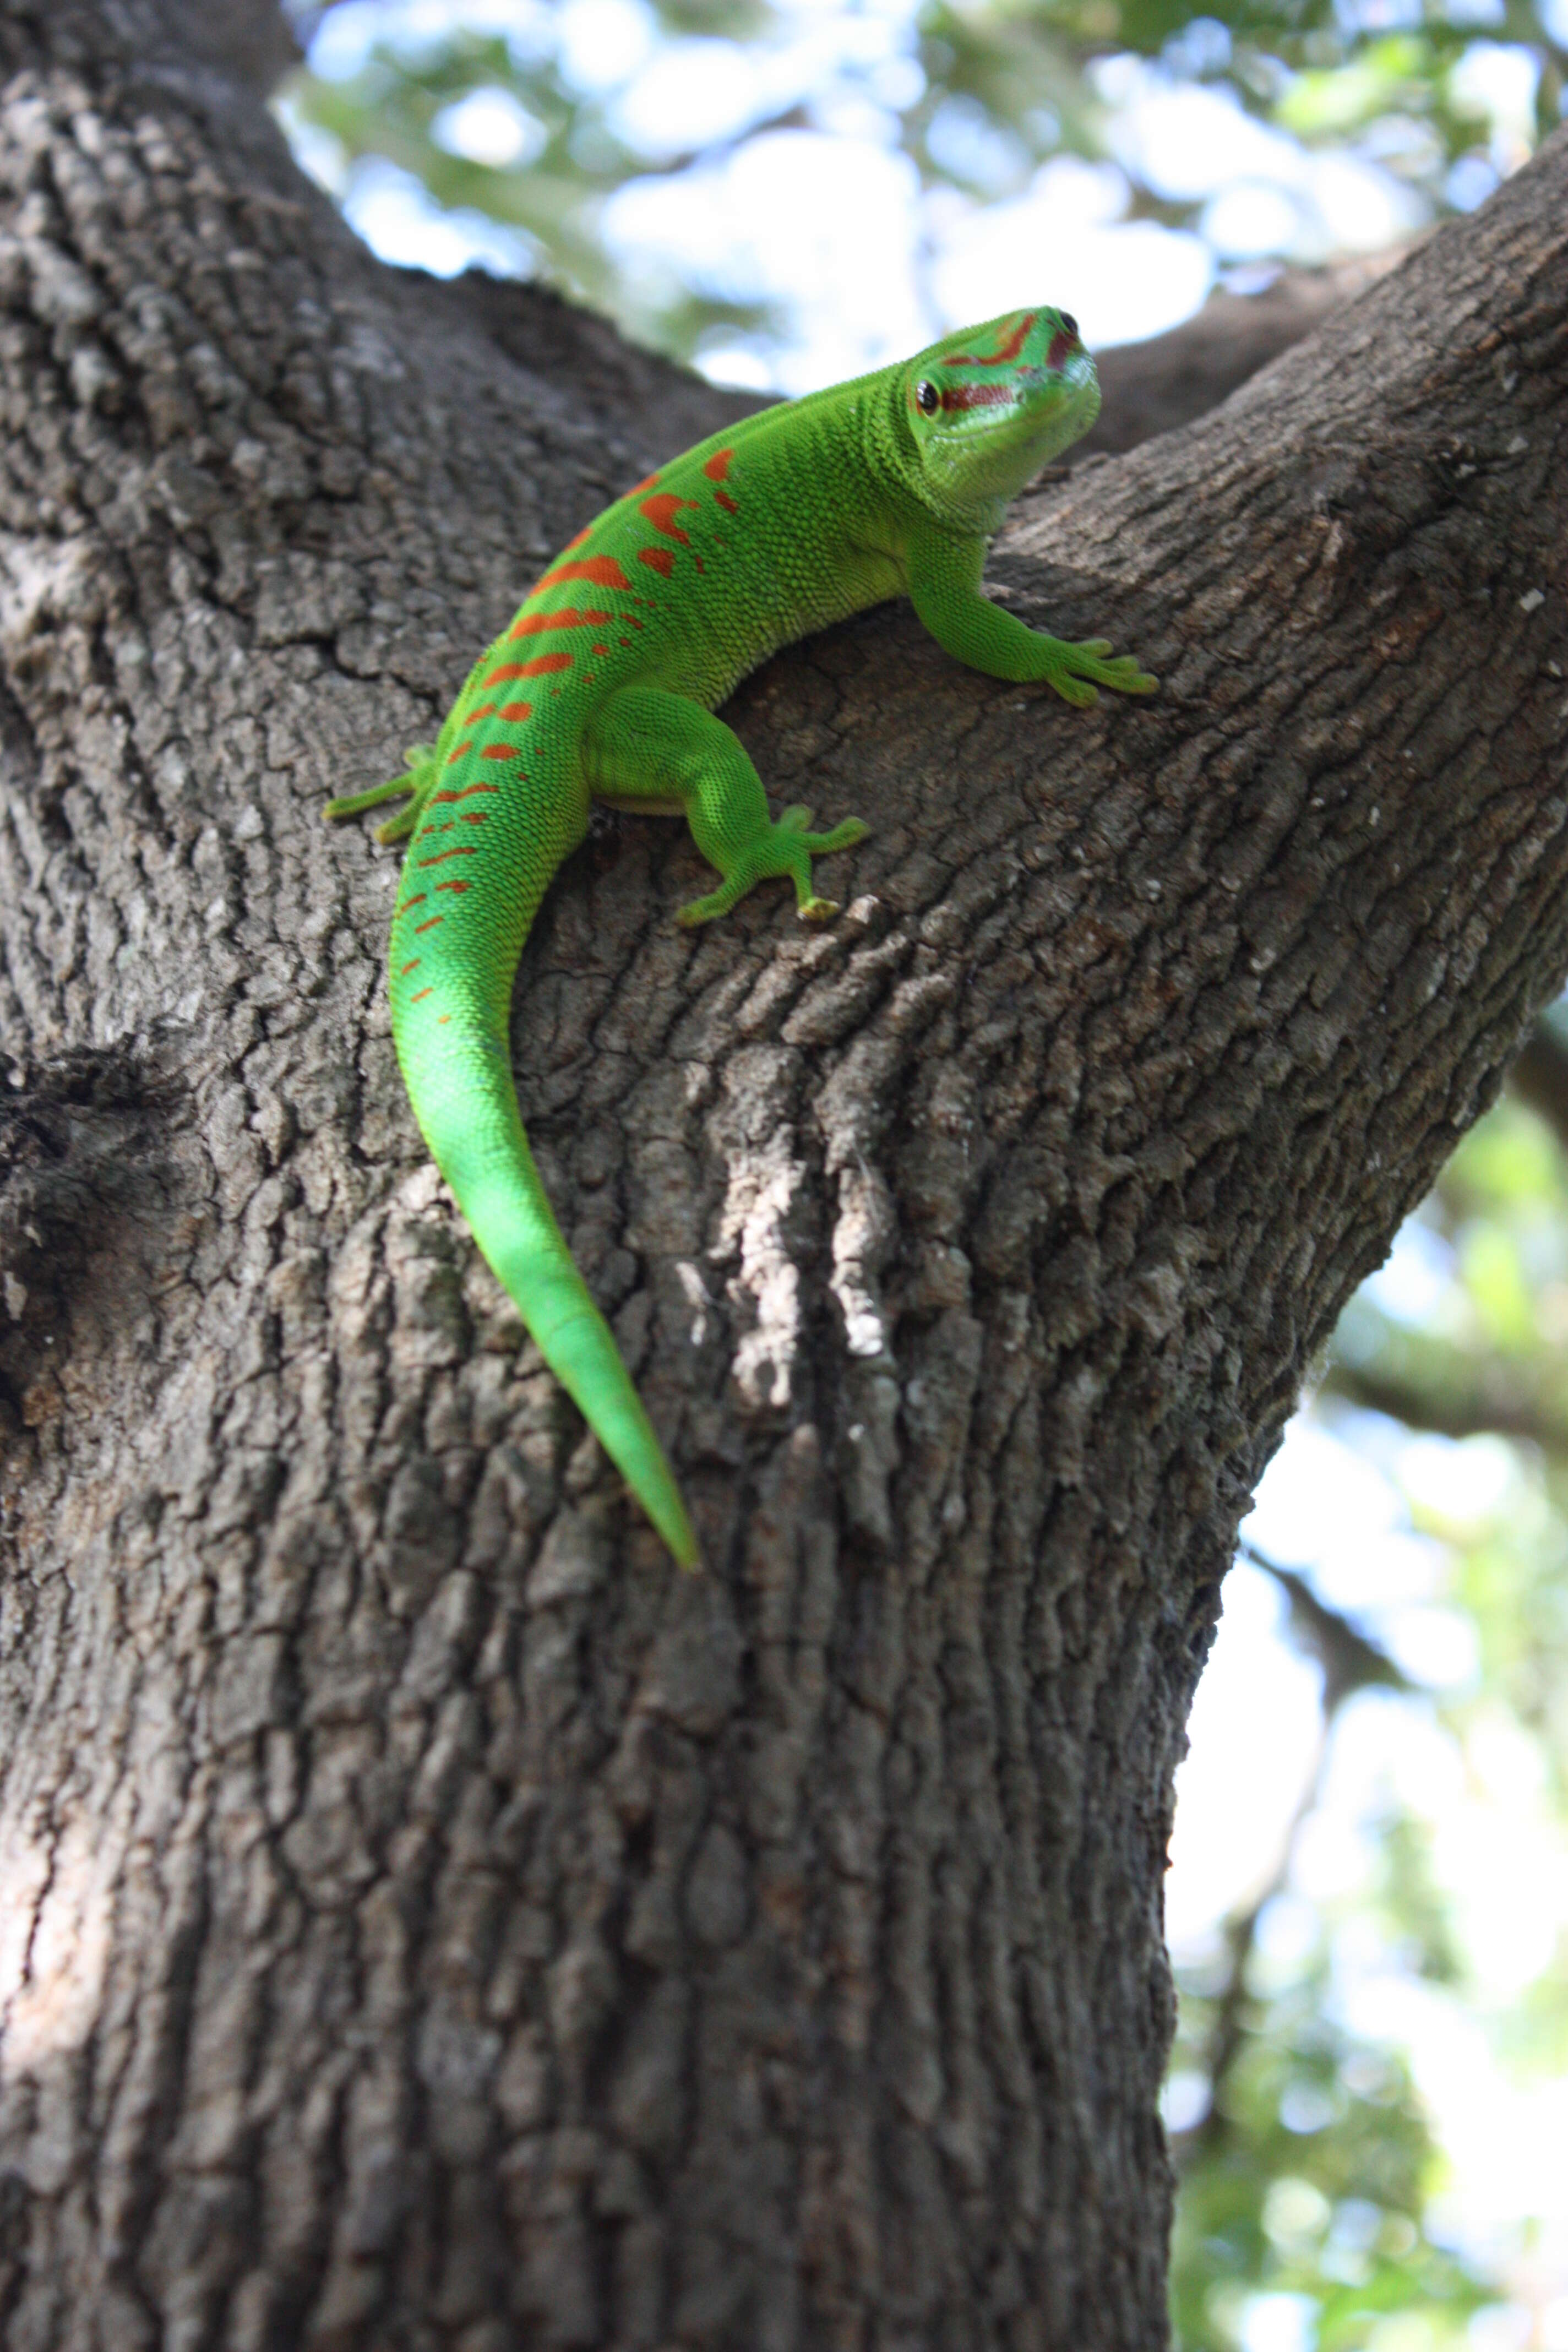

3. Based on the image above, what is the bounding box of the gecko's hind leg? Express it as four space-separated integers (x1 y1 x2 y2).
583 690 870 929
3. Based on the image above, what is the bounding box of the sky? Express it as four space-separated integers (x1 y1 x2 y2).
281 0 1546 388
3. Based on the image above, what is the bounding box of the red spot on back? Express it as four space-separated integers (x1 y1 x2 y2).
639 493 699 543
498 702 533 721
630 472 661 494
435 879 471 892
564 525 593 550
466 703 497 720
461 812 488 824
703 448 735 482
509 606 613 638
591 643 609 655
945 313 1036 367
715 489 739 515
446 739 475 764
481 743 523 760
638 546 674 579
533 556 631 593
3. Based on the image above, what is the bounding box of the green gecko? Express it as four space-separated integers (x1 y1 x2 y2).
326 306 1154 1568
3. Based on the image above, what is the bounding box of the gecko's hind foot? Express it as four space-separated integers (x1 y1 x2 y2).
796 895 841 924
797 816 870 856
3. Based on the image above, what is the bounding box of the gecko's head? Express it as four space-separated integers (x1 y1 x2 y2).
899 307 1100 522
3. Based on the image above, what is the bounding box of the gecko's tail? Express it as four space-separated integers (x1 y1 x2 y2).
398 1006 701 1571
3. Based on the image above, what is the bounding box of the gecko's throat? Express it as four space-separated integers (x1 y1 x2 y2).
924 358 1102 508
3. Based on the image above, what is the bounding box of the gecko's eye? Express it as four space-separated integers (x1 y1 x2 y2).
915 379 940 415
1057 313 1078 341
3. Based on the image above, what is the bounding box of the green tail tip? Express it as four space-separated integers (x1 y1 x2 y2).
647 1484 702 1572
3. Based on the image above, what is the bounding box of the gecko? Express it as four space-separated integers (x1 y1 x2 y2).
326 306 1155 1568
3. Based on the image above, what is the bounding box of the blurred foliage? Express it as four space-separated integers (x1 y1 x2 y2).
1170 1968 1485 2350
1171 1046 1568 2347
276 0 1567 366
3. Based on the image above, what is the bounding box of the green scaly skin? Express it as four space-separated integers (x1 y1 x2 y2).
326 307 1156 1567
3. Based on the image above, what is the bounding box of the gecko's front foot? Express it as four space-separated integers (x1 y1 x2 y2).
1038 639 1159 707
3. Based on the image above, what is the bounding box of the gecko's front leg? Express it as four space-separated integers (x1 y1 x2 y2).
905 517 1157 709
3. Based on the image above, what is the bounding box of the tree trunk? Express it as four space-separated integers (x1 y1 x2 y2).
1 5 1565 2343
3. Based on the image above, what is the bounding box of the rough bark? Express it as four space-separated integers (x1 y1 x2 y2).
0 3 1565 2344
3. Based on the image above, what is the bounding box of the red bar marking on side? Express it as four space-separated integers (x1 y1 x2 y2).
498 652 573 678
638 546 674 579
715 489 739 515
435 878 471 891
460 812 489 824
417 846 480 865
446 739 475 764
410 987 434 1001
630 472 661 494
509 607 612 638
431 781 502 804
398 893 428 914
466 703 497 720
532 556 631 593
400 960 421 977
415 916 445 933
703 448 735 481
564 525 592 549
